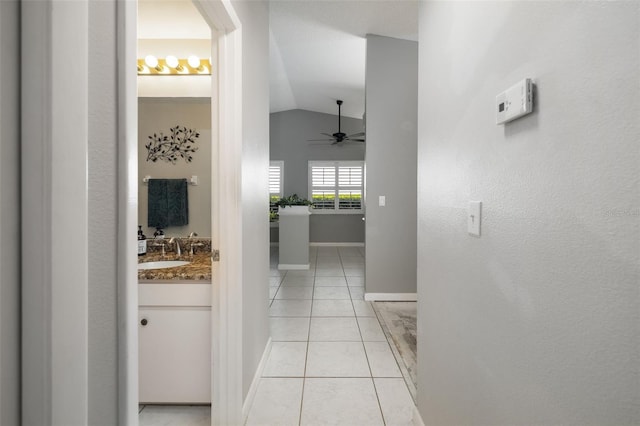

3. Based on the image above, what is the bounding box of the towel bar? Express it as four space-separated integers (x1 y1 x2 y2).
143 175 198 186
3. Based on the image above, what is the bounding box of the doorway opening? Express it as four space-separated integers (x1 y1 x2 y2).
119 0 244 424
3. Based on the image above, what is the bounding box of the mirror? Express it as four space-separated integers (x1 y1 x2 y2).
138 97 211 237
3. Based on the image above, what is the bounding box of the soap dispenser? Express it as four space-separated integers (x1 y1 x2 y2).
138 225 147 256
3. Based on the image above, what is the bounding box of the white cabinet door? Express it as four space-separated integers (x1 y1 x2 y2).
139 308 211 404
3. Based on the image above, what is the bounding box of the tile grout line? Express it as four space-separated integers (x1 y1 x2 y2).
266 247 392 425
298 246 318 426
268 267 286 308
371 301 417 404
343 248 388 426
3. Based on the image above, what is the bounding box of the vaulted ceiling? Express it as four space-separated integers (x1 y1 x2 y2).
138 0 419 119
270 1 418 119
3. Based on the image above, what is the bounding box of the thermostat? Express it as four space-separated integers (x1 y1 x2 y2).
496 78 533 124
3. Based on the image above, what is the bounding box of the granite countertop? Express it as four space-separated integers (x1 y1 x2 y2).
138 252 213 282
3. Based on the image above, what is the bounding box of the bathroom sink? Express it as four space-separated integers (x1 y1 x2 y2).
137 260 191 270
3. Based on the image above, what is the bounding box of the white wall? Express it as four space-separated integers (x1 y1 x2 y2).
270 109 365 243
0 1 20 424
417 2 640 424
232 0 271 399
365 35 418 295
88 2 119 423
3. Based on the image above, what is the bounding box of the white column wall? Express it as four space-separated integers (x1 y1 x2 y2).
365 35 418 296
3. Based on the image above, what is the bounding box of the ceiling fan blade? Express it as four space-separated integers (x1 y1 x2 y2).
348 132 365 137
348 138 365 142
307 138 335 142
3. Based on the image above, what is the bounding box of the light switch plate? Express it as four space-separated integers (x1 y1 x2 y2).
468 201 482 237
379 196 386 207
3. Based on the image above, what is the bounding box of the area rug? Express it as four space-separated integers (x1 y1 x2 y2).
372 301 417 401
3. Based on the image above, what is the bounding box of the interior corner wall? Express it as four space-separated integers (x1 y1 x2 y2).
232 0 271 399
270 109 365 243
0 1 21 424
417 2 640 425
364 35 418 294
88 1 119 424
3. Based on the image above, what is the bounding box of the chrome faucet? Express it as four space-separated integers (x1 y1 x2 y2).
187 232 201 256
168 237 181 256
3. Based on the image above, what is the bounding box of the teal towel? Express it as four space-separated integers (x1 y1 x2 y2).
148 179 189 228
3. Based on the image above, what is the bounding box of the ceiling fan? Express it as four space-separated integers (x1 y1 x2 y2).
308 100 365 145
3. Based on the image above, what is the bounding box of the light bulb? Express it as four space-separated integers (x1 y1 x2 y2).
187 55 201 69
144 55 158 68
165 55 179 69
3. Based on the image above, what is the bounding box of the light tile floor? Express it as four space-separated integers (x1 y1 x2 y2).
139 245 416 426
139 405 211 426
245 245 416 426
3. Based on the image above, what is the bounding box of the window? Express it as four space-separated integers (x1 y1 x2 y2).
308 161 364 214
269 161 283 199
269 161 283 213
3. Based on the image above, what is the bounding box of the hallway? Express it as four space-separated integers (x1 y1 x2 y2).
245 245 416 425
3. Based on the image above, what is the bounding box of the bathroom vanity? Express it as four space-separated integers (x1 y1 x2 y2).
138 248 213 404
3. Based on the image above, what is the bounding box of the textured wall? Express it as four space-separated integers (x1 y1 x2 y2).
365 35 418 294
233 0 272 399
138 98 212 237
0 1 20 424
270 109 365 243
417 2 640 424
87 1 119 423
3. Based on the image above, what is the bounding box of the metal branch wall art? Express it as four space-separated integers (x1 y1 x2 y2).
145 125 200 164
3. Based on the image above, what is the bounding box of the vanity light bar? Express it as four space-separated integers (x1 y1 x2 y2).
137 57 212 76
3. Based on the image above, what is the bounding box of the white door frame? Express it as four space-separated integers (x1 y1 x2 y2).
193 0 244 424
117 0 140 423
118 0 244 424
21 1 90 424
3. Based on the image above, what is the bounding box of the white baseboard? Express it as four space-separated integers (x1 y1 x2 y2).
242 338 272 422
412 406 425 426
309 242 365 247
364 293 417 302
278 263 310 270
